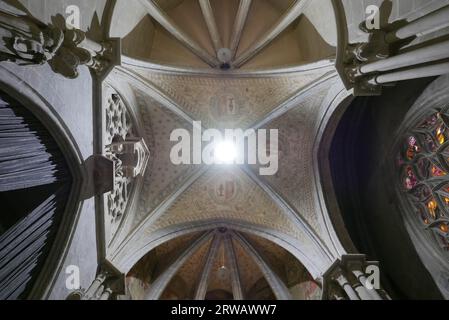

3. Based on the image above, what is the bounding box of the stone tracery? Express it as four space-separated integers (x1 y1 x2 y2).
397 109 449 251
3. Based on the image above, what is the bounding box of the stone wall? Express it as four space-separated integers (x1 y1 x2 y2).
328 77 444 299
0 0 111 300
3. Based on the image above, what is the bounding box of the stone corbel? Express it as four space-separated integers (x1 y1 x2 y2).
107 138 150 179
80 137 150 201
104 137 149 227
81 155 115 200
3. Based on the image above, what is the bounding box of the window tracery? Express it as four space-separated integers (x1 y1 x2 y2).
397 110 449 250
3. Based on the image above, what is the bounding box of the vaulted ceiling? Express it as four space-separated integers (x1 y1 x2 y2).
127 229 321 300
104 0 347 300
110 0 337 69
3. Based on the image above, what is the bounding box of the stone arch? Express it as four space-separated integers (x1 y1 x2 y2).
0 65 85 299
112 218 327 280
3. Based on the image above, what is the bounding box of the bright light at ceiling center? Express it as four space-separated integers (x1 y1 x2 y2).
214 140 238 164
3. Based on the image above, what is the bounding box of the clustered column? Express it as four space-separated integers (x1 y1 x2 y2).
67 267 124 301
338 4 449 96
82 273 112 300
324 255 389 300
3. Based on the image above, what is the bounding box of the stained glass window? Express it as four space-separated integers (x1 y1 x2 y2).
397 111 449 251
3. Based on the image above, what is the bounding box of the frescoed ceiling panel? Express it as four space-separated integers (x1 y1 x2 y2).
150 24 210 68
117 0 335 69
164 235 213 297
231 237 265 296
209 0 239 49
131 88 201 229
152 232 205 277
201 240 234 296
127 66 333 129
249 81 337 246
242 233 289 282
146 166 304 241
162 0 216 56
234 0 285 57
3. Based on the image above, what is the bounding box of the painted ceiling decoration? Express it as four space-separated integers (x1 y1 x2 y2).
126 229 322 300
111 0 336 69
124 59 335 129
102 0 345 300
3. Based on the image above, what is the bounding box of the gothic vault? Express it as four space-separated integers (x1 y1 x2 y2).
1 0 449 301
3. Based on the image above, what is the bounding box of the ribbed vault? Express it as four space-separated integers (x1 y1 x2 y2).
109 0 336 69
126 229 322 300
102 0 347 300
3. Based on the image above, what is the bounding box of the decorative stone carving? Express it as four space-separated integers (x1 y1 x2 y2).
342 31 393 96
336 1 397 96
342 20 405 97
0 2 62 65
108 138 150 179
49 28 113 78
106 178 129 228
103 87 150 240
105 93 134 145
0 2 115 78
105 139 150 229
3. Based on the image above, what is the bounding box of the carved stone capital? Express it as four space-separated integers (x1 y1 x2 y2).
352 26 391 63
341 254 367 271
79 264 125 300
338 14 405 96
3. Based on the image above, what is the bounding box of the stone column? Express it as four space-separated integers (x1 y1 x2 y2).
74 266 125 301
359 40 449 75
82 273 108 300
351 268 382 300
366 261 391 300
323 255 387 300
343 256 382 300
332 268 360 300
336 2 449 96
385 5 449 43
367 61 449 84
99 288 114 300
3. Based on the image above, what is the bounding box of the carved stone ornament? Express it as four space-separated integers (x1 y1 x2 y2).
103 87 150 236
0 2 113 78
